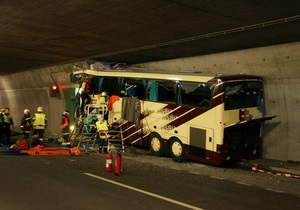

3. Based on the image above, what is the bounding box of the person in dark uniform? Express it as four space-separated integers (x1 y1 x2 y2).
20 109 32 140
80 79 91 111
60 110 70 146
0 108 5 146
3 107 14 145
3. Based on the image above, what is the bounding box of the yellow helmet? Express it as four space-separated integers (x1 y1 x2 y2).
37 107 44 112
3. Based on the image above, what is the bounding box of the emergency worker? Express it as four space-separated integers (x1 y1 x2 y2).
20 109 32 140
79 79 91 111
32 107 47 145
125 83 137 97
60 110 70 145
99 92 108 104
3 108 14 145
0 108 5 146
95 114 109 153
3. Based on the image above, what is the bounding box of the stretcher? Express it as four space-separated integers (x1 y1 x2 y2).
20 145 81 156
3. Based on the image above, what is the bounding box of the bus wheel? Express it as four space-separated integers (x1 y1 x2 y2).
149 133 165 157
170 138 185 162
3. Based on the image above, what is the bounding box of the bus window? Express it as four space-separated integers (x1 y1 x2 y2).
99 77 119 95
147 80 177 103
181 82 214 108
225 81 262 110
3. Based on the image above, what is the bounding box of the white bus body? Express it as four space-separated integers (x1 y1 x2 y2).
72 69 275 165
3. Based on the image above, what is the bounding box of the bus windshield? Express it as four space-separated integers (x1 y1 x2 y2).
224 81 262 110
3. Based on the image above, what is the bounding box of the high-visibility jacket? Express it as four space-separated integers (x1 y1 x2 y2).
96 120 109 139
95 120 108 132
32 113 47 129
3 113 14 125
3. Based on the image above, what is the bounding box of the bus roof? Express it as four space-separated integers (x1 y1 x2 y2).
72 69 262 83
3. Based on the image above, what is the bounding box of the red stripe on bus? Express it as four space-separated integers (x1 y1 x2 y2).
164 95 223 129
158 104 178 113
162 106 194 119
165 109 204 129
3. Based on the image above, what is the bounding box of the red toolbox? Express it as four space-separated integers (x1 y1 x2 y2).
17 140 29 150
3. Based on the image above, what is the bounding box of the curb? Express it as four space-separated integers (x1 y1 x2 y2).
251 166 300 179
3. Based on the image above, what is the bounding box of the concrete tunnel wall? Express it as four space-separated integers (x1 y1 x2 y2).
0 42 299 161
0 61 88 138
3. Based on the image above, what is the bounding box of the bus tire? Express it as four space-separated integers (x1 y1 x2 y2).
149 132 165 157
170 138 185 162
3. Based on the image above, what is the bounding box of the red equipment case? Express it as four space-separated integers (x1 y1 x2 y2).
17 140 29 150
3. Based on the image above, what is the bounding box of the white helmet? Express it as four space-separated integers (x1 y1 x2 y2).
24 109 30 114
37 107 44 112
63 110 70 116
101 92 107 96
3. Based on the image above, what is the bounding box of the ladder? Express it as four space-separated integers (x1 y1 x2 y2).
107 125 125 153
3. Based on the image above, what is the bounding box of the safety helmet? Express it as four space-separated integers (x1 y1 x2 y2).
101 92 107 96
37 107 44 112
24 109 30 114
63 110 70 116
0 108 5 112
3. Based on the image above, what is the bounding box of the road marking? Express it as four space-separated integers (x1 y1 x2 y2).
84 172 204 210
210 176 225 180
236 182 253 186
265 188 283 193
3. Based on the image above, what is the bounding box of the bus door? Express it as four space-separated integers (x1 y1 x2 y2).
189 126 214 160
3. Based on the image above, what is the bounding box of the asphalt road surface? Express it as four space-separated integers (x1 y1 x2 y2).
0 150 300 210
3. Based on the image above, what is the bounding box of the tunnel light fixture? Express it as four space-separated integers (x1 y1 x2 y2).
50 84 59 97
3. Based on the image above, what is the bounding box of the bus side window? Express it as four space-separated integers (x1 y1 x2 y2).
99 77 119 95
156 80 176 103
146 80 176 103
181 82 213 108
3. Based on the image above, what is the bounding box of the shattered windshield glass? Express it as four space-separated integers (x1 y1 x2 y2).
224 81 262 110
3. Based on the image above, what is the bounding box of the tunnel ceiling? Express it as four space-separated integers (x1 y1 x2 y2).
0 0 300 74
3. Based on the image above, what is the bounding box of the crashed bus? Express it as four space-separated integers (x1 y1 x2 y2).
71 68 275 165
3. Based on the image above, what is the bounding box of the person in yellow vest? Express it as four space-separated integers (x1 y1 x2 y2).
0 108 5 146
3 107 14 145
95 114 109 153
98 92 108 104
31 107 47 146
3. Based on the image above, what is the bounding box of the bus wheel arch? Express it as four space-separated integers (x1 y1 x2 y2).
148 132 165 157
168 137 186 162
